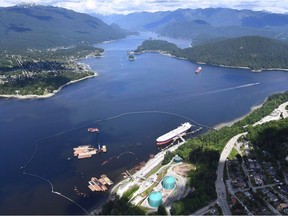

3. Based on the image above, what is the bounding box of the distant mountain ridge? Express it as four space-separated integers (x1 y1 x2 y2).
0 4 129 50
96 8 288 44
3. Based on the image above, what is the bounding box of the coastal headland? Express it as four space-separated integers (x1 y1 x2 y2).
0 71 97 99
134 39 288 72
0 46 103 98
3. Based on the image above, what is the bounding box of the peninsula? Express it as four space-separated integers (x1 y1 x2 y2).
134 37 288 72
0 46 103 98
0 4 131 99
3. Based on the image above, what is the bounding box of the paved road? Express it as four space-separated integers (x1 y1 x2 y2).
215 101 288 215
254 101 288 126
278 101 288 118
215 132 247 215
191 200 217 215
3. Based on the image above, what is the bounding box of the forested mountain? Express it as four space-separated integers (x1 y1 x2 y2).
97 8 288 44
96 11 169 31
0 4 129 50
0 4 132 96
135 36 288 71
182 36 288 70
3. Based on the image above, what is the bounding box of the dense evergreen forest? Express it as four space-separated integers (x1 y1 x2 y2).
98 196 146 215
246 119 288 162
135 37 288 71
0 4 128 50
134 39 182 56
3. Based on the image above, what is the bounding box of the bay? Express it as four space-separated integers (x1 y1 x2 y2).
0 32 287 214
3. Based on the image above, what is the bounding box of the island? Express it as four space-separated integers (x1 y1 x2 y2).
96 91 288 215
0 45 103 98
134 37 288 72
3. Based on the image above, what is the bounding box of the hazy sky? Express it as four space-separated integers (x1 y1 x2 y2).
1 0 288 14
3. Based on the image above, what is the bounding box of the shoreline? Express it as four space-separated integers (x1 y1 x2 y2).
88 96 287 214
213 103 263 130
88 102 263 214
89 139 187 215
135 50 288 72
0 72 98 100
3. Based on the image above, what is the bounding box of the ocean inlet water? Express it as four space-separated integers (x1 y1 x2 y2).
0 32 288 214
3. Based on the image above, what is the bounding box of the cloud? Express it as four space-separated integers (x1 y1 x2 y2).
0 0 287 14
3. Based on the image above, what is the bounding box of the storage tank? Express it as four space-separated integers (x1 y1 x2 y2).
162 176 176 190
148 191 162 208
174 155 182 163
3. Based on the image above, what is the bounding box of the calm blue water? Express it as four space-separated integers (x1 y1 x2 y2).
0 32 288 214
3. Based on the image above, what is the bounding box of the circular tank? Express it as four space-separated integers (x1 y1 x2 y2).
174 155 182 163
162 176 176 190
148 191 162 208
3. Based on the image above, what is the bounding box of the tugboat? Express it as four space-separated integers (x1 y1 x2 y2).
128 54 135 61
195 66 202 74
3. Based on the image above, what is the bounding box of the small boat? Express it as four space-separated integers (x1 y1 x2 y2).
87 128 99 132
128 55 135 61
101 145 107 153
195 66 202 74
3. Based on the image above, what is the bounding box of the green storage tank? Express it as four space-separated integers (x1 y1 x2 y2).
174 155 183 163
148 191 162 208
162 176 176 190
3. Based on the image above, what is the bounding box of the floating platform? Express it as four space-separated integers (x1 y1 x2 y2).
100 174 113 185
88 175 113 192
73 145 97 159
88 177 107 192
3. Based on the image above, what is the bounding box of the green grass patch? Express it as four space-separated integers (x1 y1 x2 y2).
228 147 239 160
123 185 140 200
144 162 163 179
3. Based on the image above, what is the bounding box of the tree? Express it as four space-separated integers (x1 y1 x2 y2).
157 204 167 215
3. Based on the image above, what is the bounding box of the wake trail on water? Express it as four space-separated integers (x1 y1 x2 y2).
20 110 208 214
195 82 260 96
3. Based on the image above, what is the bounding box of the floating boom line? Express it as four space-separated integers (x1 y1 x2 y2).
21 169 89 214
20 110 209 214
35 110 211 143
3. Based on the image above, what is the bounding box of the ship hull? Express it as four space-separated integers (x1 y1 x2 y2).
156 122 192 145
